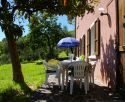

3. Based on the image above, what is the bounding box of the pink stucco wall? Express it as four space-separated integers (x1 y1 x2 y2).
76 0 117 90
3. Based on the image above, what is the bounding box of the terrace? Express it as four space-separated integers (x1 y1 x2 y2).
31 75 125 102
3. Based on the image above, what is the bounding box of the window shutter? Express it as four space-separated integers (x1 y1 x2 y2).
80 38 82 55
78 46 80 57
87 29 91 56
95 19 100 56
76 46 80 57
82 35 85 55
75 46 79 57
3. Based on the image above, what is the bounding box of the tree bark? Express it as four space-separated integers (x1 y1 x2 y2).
5 32 24 83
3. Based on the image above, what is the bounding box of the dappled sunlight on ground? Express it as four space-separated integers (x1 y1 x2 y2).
31 75 125 102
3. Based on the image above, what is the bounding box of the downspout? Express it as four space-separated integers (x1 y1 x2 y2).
106 0 113 12
106 0 114 27
115 0 122 91
107 0 113 8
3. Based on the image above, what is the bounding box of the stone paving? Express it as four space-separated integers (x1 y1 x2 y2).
31 75 125 102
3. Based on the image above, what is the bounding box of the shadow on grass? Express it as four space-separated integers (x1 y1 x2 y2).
0 82 34 102
21 61 35 64
19 82 33 94
36 61 43 65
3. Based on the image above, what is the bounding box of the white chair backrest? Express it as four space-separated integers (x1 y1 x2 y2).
43 60 58 70
69 61 86 78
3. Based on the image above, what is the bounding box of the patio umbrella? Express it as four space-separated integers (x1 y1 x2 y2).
57 37 79 59
57 37 79 48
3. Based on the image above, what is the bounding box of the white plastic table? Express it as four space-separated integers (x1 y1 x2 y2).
60 60 75 90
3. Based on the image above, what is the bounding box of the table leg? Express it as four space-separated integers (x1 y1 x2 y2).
61 69 65 91
65 68 68 90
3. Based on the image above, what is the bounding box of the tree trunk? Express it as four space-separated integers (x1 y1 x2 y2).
47 38 54 58
5 32 24 83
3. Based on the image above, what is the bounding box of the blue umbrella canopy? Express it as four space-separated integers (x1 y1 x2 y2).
57 37 79 48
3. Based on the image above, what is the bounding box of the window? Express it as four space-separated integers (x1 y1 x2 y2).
82 35 85 55
87 19 100 56
79 35 85 56
91 24 95 55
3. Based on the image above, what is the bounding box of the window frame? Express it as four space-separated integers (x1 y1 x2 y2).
87 18 100 56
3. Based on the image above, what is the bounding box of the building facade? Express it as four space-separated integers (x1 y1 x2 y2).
76 0 125 90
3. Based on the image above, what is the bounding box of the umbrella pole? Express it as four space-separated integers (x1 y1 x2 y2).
66 49 68 56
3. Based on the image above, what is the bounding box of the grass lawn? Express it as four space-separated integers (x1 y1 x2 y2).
0 61 45 102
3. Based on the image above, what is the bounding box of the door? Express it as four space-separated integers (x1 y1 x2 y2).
118 0 125 87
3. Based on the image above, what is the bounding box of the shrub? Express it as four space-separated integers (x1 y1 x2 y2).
57 51 68 61
0 54 11 65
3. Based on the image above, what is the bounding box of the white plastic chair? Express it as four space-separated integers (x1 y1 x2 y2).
68 61 90 95
43 60 61 86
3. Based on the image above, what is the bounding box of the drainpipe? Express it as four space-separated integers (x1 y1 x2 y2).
115 0 122 91
107 0 113 8
101 0 113 15
106 0 113 12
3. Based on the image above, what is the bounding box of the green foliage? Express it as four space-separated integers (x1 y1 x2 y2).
13 0 98 20
0 39 11 65
58 51 68 58
29 12 68 59
57 51 68 61
0 62 45 101
0 39 9 54
79 55 85 61
17 36 40 62
0 54 11 65
68 30 75 37
0 41 3 55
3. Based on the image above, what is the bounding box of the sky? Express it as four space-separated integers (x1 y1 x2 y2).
0 15 75 41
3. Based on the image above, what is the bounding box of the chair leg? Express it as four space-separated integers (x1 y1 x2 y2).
61 70 65 91
45 73 49 85
70 76 74 95
88 72 94 87
92 71 95 87
66 69 68 90
58 74 61 87
84 75 88 94
87 74 90 91
89 71 94 88
80 79 82 89
89 73 92 84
